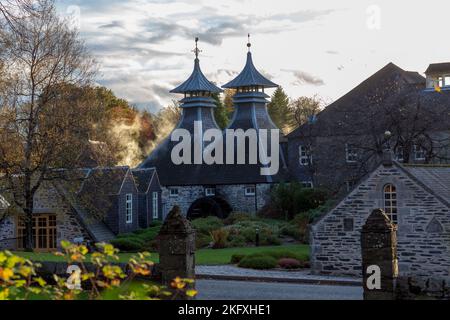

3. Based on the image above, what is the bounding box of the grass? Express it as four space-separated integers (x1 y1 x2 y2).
13 244 309 266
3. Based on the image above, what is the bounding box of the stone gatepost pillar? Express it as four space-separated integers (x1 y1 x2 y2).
361 209 398 300
158 206 196 286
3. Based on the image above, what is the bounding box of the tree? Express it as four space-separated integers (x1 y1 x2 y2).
0 0 98 250
223 89 236 116
267 87 291 132
212 93 229 129
289 95 323 129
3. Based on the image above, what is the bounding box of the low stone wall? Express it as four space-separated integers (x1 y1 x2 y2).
396 276 450 300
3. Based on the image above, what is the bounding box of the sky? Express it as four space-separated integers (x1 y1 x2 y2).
56 0 450 113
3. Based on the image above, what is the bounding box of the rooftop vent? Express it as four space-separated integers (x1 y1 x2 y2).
425 62 450 90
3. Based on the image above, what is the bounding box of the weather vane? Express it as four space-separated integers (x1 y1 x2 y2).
193 37 202 59
247 33 251 51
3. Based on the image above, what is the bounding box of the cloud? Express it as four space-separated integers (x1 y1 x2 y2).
326 50 339 55
282 69 325 86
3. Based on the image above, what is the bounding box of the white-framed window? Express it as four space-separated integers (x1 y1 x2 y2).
205 187 216 197
245 186 256 196
346 180 356 192
169 188 179 197
299 145 312 166
414 145 426 161
384 184 398 224
125 194 133 224
445 76 450 87
438 76 444 88
346 144 358 163
152 192 159 219
301 181 314 189
394 146 404 162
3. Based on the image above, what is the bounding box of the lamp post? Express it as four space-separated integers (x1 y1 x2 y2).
255 228 260 247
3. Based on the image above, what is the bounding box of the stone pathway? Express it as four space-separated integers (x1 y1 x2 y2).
196 265 362 286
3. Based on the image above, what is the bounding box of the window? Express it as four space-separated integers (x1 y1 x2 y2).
170 188 179 197
346 180 356 192
445 76 450 87
346 144 358 163
299 145 312 166
394 146 404 162
152 192 159 219
343 218 354 232
384 184 398 224
439 76 444 88
414 145 426 161
301 181 314 189
17 214 57 251
126 194 133 224
245 186 256 196
205 187 216 197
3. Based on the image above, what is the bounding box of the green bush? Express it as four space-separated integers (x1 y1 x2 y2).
191 216 224 235
270 182 329 220
238 255 278 270
247 250 308 262
224 212 255 225
280 224 303 241
110 238 145 252
196 233 212 249
227 235 246 248
230 254 246 264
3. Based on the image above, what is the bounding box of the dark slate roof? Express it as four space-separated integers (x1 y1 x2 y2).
288 62 428 138
425 62 450 75
171 58 223 94
131 168 156 193
80 167 130 195
401 165 450 203
222 52 278 89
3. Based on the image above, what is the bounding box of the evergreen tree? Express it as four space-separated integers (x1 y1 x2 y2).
212 93 229 129
268 87 291 132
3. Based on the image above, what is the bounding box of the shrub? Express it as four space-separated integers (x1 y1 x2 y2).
228 234 246 248
230 254 246 264
196 233 212 249
270 182 329 220
280 224 304 242
191 216 224 235
247 250 309 262
224 212 255 225
210 229 229 249
277 258 301 269
238 255 278 270
109 238 145 252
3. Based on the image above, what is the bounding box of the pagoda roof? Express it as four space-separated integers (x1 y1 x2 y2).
171 58 222 94
222 52 278 89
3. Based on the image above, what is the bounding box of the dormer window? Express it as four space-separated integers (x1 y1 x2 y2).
346 144 358 163
425 63 450 89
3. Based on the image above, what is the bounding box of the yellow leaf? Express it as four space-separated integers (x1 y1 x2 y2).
0 289 9 300
186 290 198 298
435 85 442 93
0 267 14 281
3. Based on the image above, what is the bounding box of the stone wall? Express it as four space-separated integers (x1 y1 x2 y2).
161 184 272 217
0 183 91 250
310 163 450 279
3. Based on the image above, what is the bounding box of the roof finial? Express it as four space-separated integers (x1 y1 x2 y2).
192 37 202 60
247 33 251 52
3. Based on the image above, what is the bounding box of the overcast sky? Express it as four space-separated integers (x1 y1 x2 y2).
57 0 450 113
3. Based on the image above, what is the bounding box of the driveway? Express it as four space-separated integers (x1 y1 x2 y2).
196 279 363 300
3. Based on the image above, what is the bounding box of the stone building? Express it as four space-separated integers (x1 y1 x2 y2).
288 62 450 194
310 153 450 280
140 38 288 219
0 167 163 251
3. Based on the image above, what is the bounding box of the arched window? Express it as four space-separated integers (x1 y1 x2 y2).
384 184 398 223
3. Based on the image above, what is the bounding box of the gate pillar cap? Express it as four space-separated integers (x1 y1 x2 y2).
159 205 194 235
362 209 397 233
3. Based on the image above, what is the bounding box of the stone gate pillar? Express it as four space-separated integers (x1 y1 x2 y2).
158 206 196 286
361 209 398 300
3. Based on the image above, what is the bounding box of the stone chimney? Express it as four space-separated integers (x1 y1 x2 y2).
425 62 450 89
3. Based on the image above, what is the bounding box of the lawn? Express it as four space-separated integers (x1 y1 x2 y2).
13 244 309 265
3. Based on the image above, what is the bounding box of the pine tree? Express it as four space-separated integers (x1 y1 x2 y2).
212 93 229 129
268 86 291 131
